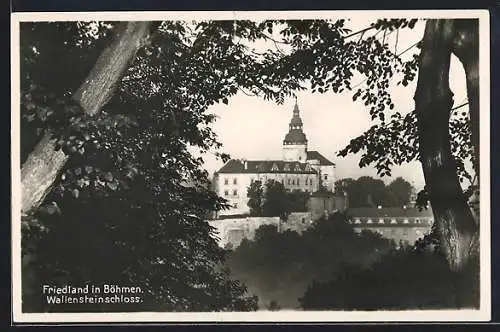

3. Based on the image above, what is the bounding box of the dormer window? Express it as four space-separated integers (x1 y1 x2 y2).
294 164 301 172
305 164 311 171
354 218 361 224
284 163 290 171
271 163 279 172
390 218 397 224
378 218 384 224
367 219 373 224
403 218 409 224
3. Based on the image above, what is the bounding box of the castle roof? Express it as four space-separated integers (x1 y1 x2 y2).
284 130 307 144
283 101 308 145
306 150 335 166
216 159 317 174
347 207 433 218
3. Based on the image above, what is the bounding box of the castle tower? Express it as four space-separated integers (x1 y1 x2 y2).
282 100 308 162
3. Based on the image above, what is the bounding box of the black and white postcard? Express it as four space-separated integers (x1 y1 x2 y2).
11 9 491 323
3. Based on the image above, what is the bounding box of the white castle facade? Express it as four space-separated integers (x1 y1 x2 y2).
213 101 336 216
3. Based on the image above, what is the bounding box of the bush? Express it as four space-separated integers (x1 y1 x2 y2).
299 247 479 310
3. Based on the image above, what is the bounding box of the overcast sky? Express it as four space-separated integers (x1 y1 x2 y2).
198 17 469 191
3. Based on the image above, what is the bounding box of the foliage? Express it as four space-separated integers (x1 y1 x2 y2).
20 21 266 312
247 180 309 219
226 213 395 309
261 180 291 219
299 244 479 310
334 176 413 208
247 180 264 216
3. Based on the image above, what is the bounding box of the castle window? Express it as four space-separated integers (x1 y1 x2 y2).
309 179 313 185
284 163 290 171
378 218 384 224
292 179 295 185
324 174 328 180
271 163 279 172
224 178 228 185
233 189 238 196
233 178 237 185
415 218 420 224
288 179 291 185
233 203 238 208
403 218 409 224
294 164 301 172
224 190 229 196
390 218 397 224
367 219 373 224
305 164 311 171
281 179 284 184
298 156 301 160
354 218 361 224
297 178 300 185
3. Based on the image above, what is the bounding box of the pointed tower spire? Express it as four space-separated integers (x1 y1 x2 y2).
293 96 299 113
283 100 307 161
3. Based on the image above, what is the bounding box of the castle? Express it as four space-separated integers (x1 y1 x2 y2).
213 101 336 216
209 101 434 249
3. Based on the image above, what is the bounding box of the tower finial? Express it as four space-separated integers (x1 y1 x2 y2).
293 96 299 113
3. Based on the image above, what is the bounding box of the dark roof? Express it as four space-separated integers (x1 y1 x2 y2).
217 159 317 174
306 151 335 166
347 207 433 218
290 116 303 126
283 130 307 144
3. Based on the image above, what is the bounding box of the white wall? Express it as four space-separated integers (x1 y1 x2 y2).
283 143 307 162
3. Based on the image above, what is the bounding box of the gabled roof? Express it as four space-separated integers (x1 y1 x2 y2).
216 159 317 174
306 151 335 166
347 207 433 218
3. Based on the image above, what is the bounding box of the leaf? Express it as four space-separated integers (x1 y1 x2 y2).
107 181 118 191
104 172 114 182
222 97 228 105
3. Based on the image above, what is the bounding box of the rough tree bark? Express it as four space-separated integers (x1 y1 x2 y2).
414 19 479 272
21 21 153 216
451 19 480 181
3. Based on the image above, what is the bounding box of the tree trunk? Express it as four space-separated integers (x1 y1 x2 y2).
451 19 480 181
414 19 479 272
21 21 153 216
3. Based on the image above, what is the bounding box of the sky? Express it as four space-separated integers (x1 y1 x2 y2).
197 17 469 191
